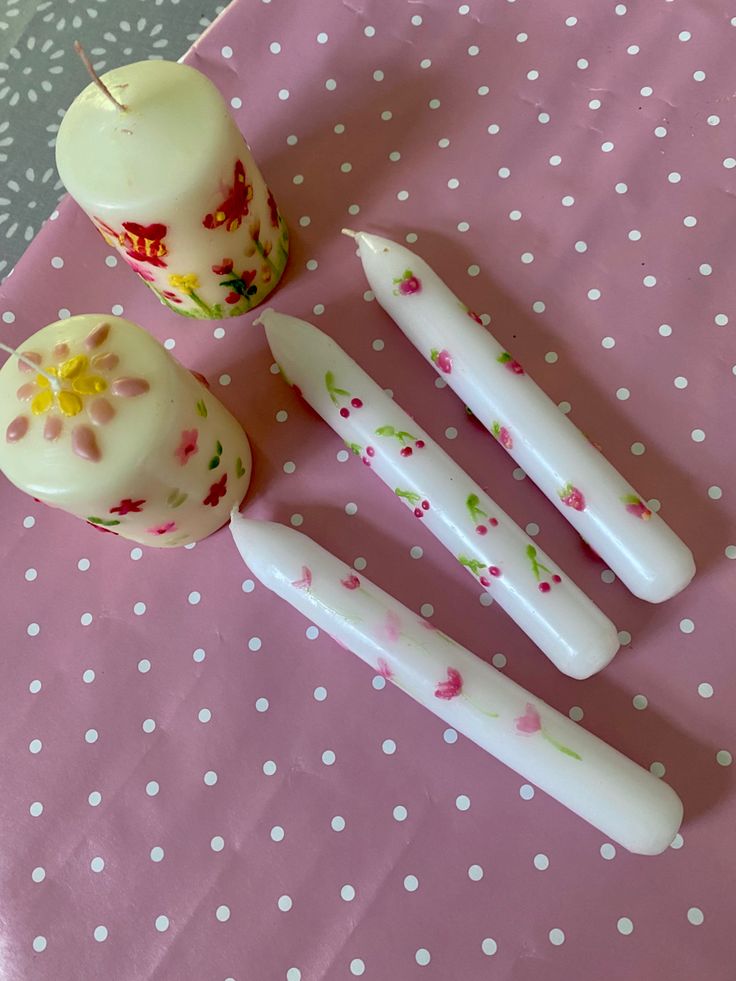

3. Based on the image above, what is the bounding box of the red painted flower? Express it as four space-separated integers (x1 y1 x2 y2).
212 258 234 276
267 186 280 227
203 160 253 232
291 566 313 590
87 521 118 535
124 258 156 282
434 667 463 700
515 702 542 734
467 309 483 324
175 428 199 466
377 657 393 680
148 521 176 536
162 290 183 304
341 573 361 590
203 472 228 507
121 221 168 267
110 497 146 516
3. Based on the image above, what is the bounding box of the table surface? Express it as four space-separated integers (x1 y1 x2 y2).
1 1 735 979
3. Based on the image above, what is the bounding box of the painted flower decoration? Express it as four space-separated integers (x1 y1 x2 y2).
341 573 361 590
203 159 253 232
212 259 258 306
267 186 280 228
291 566 313 590
515 702 582 759
110 498 146 516
169 273 200 293
622 494 652 520
203 472 228 507
430 348 453 374
393 269 421 295
92 217 168 267
175 428 199 466
7 321 150 462
558 483 586 511
497 351 525 374
377 657 393 680
434 667 463 700
148 521 176 536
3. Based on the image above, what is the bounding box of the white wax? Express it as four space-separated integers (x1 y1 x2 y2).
230 513 683 855
56 60 288 319
260 309 619 679
348 232 695 604
0 315 251 546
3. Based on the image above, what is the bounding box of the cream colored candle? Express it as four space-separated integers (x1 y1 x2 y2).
0 314 251 546
55 60 288 319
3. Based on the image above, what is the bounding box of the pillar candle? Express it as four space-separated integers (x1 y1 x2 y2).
55 60 289 320
230 513 683 855
0 314 251 546
346 231 695 604
259 310 620 680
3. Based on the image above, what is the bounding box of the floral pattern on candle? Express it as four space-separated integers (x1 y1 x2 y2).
558 483 586 511
497 351 525 374
515 703 582 760
434 667 463 700
392 269 422 295
203 472 228 507
175 429 199 466
8 323 149 462
492 421 513 449
622 494 652 520
202 160 252 232
430 348 453 374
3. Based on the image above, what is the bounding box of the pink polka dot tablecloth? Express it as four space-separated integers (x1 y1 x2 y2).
1 1 735 978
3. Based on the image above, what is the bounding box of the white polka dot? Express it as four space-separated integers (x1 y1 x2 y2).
322 749 335 765
350 960 365 977
468 863 484 880
187 591 201 606
631 442 646 456
145 781 159 797
627 44 639 54
650 761 666 777
312 304 324 316
313 686 327 702
589 98 602 110
248 637 262 652
577 58 589 69
348 204 360 215
193 648 206 662
287 971 302 981
521 251 534 264
278 88 289 100
442 726 458 744
687 907 704 925
155 915 169 932
216 904 231 922
230 97 242 109
213 327 226 340
679 30 691 41
344 502 358 516
277 895 292 912
617 917 634 935
393 805 408 821
707 114 720 126
723 157 736 169
588 288 601 300
25 567 37 581
51 256 64 269
403 873 419 892
670 833 684 849
32 936 47 953
659 324 672 337
415 948 431 966
674 376 688 389
455 794 471 811
198 708 212 724
527 69 539 80
269 41 281 53
23 516 35 528
150 846 164 862
138 658 151 673
32 866 46 882
533 301 546 313
534 853 549 870
633 694 648 710
285 135 298 147
306 625 319 640
27 622 40 637
601 569 616 584
618 630 632 645
221 44 233 58
558 402 571 415
2 310 16 323
29 738 42 754
680 618 695 635
509 210 522 222
283 461 296 474
615 182 628 193
716 750 732 766
481 938 498 956
29 679 42 693
85 728 98 744
382 739 396 755
130 547 143 561
549 154 562 166
91 858 106 876
715 313 729 326
699 263 712 277
204 770 218 786
210 835 224 852
569 706 584 722
726 545 736 559
600 843 616 860
93 925 108 942
574 241 588 254
88 791 102 806
262 759 277 776
30 802 43 817
255 697 269 713
133 602 146 616
111 304 124 317
684 215 698 227
602 336 616 349
538 112 550 124
549 928 565 945
354 557 367 571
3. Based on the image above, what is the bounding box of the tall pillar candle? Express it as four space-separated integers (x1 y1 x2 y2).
346 231 695 604
230 514 683 855
55 60 289 319
259 310 620 680
0 314 251 546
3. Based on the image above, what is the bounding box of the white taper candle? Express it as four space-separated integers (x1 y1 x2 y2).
346 231 695 604
259 310 619 680
230 513 683 855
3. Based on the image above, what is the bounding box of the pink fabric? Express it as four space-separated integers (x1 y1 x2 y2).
1 1 734 978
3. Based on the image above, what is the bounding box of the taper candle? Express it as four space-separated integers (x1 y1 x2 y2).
0 314 251 546
230 513 683 855
345 231 695 604
259 309 620 680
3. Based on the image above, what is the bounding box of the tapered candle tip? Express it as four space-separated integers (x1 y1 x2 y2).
252 307 275 329
341 228 358 238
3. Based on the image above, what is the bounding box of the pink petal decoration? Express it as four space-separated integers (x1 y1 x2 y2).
43 416 63 441
88 397 115 426
112 377 150 398
6 415 28 443
92 353 120 372
71 424 101 462
16 383 36 401
17 351 41 373
515 702 543 734
85 322 111 350
53 342 70 360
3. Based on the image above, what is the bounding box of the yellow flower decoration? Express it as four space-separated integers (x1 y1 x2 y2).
168 273 200 293
32 355 107 418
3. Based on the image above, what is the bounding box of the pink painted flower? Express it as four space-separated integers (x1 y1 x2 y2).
148 521 176 536
175 429 199 466
162 290 183 304
430 348 453 374
382 610 402 643
291 566 313 590
393 269 422 295
497 351 525 374
622 494 652 520
558 483 586 511
341 573 361 590
124 258 156 282
434 667 463 700
492 421 513 449
110 497 146 516
377 657 393 680
203 472 228 507
515 702 542 734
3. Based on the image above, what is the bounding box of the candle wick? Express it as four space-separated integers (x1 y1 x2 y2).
0 342 62 392
340 228 358 238
73 41 128 112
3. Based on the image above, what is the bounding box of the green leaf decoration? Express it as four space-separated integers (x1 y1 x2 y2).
458 554 486 577
375 425 397 437
348 443 362 456
216 441 223 455
88 516 121 527
196 399 208 418
466 493 487 522
235 457 246 478
167 489 188 508
395 487 421 505
208 456 220 470
497 352 511 364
